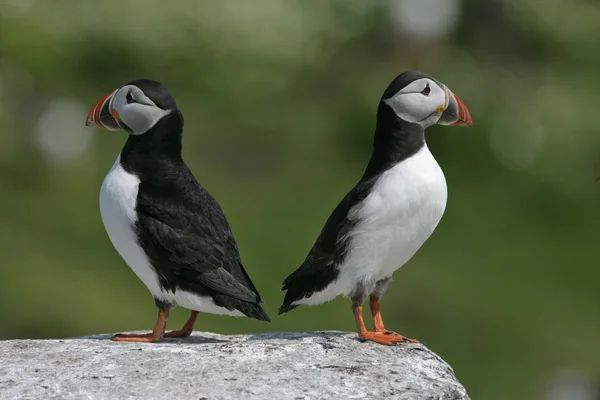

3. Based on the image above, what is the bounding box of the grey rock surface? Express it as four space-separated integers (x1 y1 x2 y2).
0 331 469 400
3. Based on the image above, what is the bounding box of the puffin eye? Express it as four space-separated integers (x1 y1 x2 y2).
421 84 431 96
126 92 135 104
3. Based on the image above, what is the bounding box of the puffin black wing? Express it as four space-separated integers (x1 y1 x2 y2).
134 176 270 322
278 177 377 314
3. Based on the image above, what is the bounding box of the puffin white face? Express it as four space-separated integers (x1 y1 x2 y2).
111 85 171 135
384 78 448 128
86 83 172 135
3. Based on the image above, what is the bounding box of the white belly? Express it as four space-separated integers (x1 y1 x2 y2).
348 145 447 280
99 155 244 317
298 144 447 305
99 156 161 294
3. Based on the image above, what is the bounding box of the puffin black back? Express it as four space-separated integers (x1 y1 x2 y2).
86 79 271 343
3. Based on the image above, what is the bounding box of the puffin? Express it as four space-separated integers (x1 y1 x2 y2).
278 71 472 345
85 79 270 342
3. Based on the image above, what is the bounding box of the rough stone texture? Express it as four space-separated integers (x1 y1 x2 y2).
0 331 469 400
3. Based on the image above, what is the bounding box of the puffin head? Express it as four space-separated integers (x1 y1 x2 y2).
85 79 179 135
381 71 472 128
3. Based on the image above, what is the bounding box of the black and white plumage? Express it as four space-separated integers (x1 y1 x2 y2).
278 72 472 346
86 80 270 342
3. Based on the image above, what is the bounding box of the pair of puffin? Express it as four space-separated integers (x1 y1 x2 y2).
85 72 472 344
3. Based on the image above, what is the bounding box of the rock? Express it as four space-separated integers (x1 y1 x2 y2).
0 331 469 400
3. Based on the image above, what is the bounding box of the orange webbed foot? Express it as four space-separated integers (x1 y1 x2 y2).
163 311 198 338
359 331 418 346
163 329 192 338
111 333 163 343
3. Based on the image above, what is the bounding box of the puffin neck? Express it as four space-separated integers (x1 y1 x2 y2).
119 110 184 178
361 103 425 180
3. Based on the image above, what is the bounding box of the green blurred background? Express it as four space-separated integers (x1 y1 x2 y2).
1 1 599 399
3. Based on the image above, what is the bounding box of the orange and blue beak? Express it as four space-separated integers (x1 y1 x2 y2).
85 89 121 131
438 88 473 127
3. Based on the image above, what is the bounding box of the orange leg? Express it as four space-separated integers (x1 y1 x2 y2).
164 311 199 338
368 295 418 343
112 309 169 343
353 304 406 345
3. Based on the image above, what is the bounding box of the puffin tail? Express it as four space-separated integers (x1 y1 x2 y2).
278 301 299 315
277 273 303 315
253 304 271 322
278 262 339 315
243 302 271 322
213 292 271 322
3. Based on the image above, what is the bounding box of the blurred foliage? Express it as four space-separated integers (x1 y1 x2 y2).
1 1 599 399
